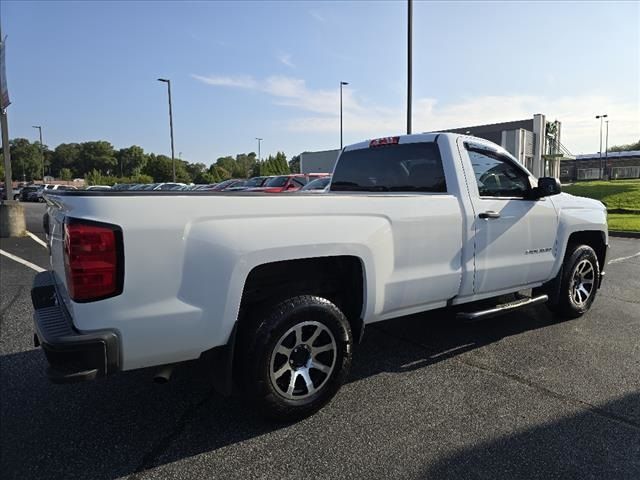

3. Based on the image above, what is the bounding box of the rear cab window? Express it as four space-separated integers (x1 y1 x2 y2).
330 141 447 193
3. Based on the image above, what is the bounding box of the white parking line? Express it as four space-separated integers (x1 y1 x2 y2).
608 252 640 265
0 249 46 273
26 231 48 249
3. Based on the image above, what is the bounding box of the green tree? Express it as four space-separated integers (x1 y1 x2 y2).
79 141 117 175
289 155 300 173
84 169 104 186
609 139 640 152
59 168 73 181
117 145 147 177
261 152 290 176
9 138 45 180
275 151 290 174
142 154 173 182
51 143 81 177
208 164 230 182
130 173 154 184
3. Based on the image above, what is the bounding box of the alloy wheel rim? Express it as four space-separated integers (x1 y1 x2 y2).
269 321 337 400
570 259 595 306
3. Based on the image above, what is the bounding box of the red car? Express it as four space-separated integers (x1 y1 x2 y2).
249 174 309 193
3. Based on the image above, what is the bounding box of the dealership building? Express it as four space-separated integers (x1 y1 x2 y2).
300 113 571 179
560 150 640 183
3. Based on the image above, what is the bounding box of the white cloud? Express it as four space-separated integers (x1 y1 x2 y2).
309 10 325 22
190 74 258 89
277 52 295 68
192 73 639 154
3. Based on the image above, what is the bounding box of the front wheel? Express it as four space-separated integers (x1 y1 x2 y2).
547 244 600 318
240 295 352 421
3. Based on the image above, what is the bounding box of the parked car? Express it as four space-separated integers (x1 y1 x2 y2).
191 184 218 191
40 184 77 201
249 174 308 193
85 185 112 191
129 183 159 191
32 132 608 421
299 176 331 193
19 185 44 202
154 183 187 191
0 185 21 200
209 179 244 191
111 183 136 191
225 176 272 192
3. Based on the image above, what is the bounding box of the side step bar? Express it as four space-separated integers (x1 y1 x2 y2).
456 294 548 321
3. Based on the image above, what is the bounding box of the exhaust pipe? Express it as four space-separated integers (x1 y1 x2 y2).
153 364 175 384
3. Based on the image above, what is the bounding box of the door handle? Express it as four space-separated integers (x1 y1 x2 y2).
479 211 500 219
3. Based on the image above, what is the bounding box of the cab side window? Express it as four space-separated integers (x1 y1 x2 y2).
467 148 530 198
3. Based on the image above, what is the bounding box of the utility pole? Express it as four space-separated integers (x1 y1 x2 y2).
595 114 607 179
32 125 44 180
256 137 262 162
605 120 609 158
157 78 176 182
407 0 413 135
0 23 13 198
340 81 349 148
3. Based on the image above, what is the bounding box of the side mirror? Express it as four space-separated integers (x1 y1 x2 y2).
535 177 562 198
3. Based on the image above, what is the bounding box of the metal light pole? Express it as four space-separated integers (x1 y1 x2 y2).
32 125 44 180
0 23 13 199
256 137 262 162
340 81 349 148
157 78 176 182
595 114 607 178
605 120 609 158
407 0 413 135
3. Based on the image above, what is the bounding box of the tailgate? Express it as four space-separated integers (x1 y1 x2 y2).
45 200 71 303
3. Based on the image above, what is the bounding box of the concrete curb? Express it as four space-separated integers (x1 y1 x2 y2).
609 230 640 239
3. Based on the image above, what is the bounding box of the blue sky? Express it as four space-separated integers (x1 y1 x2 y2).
3 0 639 164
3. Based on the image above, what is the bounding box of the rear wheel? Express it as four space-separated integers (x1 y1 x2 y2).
240 295 352 421
546 244 599 318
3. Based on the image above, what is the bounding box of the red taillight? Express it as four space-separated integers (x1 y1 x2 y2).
64 220 123 302
369 136 400 147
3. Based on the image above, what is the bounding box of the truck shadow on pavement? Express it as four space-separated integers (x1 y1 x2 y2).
419 391 640 480
2 305 636 479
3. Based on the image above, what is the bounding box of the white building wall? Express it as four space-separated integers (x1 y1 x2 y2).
300 149 341 174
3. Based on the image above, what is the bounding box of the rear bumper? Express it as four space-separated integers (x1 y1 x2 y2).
31 271 120 383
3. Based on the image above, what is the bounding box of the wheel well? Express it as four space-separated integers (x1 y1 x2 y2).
567 230 607 271
239 256 365 342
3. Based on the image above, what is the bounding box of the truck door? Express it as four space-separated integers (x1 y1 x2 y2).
459 139 558 295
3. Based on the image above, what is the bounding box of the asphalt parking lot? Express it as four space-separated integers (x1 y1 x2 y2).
1 203 639 480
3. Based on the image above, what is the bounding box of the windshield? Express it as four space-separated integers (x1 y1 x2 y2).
245 177 267 187
302 177 331 190
265 176 288 187
215 179 237 189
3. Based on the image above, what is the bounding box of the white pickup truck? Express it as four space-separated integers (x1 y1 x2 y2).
33 133 608 419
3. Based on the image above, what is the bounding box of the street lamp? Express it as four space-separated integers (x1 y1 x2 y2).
157 78 176 182
32 125 44 180
340 81 349 148
595 114 607 178
605 120 609 159
255 137 263 162
407 0 413 135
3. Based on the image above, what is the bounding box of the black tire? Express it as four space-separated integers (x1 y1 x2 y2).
240 295 352 421
546 244 600 319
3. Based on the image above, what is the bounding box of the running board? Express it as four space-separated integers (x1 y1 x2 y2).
456 294 549 321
